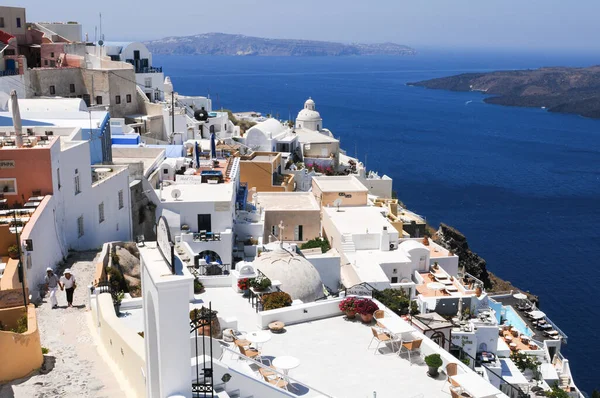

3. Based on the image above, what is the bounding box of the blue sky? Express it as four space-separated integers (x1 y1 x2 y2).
10 0 600 51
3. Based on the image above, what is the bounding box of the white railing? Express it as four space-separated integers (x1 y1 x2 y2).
220 346 335 398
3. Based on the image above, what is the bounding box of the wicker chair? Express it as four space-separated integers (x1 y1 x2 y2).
398 338 423 365
374 310 385 327
238 345 261 361
442 362 458 391
261 372 288 390
368 327 395 355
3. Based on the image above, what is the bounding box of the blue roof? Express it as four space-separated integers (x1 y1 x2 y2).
0 116 53 127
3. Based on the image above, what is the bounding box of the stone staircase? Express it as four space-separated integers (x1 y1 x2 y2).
341 233 356 253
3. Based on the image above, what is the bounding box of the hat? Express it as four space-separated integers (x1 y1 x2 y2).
46 267 53 272
64 269 72 274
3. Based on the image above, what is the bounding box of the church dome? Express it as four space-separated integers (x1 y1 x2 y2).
296 97 322 130
253 248 323 303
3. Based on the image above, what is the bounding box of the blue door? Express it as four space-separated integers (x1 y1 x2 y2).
5 59 16 71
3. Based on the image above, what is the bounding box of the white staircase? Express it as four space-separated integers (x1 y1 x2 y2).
341 233 356 253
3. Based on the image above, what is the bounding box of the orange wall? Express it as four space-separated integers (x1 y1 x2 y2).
0 226 12 255
0 259 21 291
0 304 43 382
0 144 54 207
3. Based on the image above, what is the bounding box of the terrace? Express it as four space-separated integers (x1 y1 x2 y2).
119 285 505 398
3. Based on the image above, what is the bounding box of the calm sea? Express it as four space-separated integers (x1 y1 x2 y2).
156 50 600 393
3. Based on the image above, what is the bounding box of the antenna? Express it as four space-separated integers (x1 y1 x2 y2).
171 188 182 201
99 12 103 42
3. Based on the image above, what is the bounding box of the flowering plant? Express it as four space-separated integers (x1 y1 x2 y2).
237 278 251 291
355 298 379 316
339 297 358 312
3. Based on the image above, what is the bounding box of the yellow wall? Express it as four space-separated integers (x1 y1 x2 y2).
263 210 321 244
0 259 22 291
93 293 146 397
319 191 368 208
239 152 294 192
0 304 43 382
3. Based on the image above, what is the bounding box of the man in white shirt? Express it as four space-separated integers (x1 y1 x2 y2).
59 269 76 307
44 267 59 309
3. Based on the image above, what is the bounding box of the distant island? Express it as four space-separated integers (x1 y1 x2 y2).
408 65 600 119
144 32 416 57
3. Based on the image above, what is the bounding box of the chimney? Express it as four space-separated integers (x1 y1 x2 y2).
380 226 390 251
10 90 23 148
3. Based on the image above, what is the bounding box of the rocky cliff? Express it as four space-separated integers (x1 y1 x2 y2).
144 33 416 57
408 65 600 119
436 223 491 288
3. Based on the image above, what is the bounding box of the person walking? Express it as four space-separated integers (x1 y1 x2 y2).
44 267 60 309
59 269 77 308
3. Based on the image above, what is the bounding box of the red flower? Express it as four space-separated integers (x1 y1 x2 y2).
355 298 379 315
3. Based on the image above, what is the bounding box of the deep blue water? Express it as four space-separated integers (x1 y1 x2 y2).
156 51 600 393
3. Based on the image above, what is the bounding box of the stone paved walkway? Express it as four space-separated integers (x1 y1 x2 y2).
0 251 127 398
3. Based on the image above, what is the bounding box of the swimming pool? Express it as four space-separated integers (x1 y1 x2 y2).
503 305 534 337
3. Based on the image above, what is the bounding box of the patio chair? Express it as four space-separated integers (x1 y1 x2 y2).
368 327 396 355
441 362 458 391
374 310 385 327
258 365 277 378
261 372 289 390
398 338 423 365
239 345 261 361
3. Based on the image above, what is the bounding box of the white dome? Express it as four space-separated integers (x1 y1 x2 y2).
253 249 323 303
304 98 315 109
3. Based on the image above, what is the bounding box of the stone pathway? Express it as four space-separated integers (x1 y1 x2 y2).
0 251 127 398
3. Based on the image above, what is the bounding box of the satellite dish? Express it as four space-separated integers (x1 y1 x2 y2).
98 39 104 46
333 198 343 211
171 189 182 200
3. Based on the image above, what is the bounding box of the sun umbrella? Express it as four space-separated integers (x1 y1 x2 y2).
458 297 463 319
529 310 546 320
513 293 527 300
427 282 445 296
210 132 216 159
194 141 200 168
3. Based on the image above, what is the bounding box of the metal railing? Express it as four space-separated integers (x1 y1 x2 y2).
134 66 163 74
0 69 20 77
220 345 334 398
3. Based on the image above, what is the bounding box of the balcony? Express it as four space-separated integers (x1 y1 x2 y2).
134 66 162 74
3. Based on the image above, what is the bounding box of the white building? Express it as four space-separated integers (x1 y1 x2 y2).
322 205 458 292
152 156 241 268
101 42 165 102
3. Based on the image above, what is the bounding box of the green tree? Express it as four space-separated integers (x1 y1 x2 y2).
300 237 330 253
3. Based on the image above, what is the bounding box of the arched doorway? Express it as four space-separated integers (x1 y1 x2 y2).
430 330 447 350
195 251 223 275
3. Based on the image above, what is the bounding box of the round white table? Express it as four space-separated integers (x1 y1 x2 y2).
273 356 300 387
246 331 271 349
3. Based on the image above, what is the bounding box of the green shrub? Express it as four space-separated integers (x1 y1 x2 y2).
424 354 443 368
194 279 204 294
262 291 292 311
107 266 128 292
41 347 50 354
300 237 330 253
546 385 570 398
373 288 412 315
11 313 28 334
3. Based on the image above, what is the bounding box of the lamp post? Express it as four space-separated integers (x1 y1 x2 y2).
12 209 28 309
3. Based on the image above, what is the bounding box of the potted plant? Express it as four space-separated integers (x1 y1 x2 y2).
424 353 443 377
194 279 204 294
7 244 19 259
250 275 271 291
237 278 251 296
113 291 125 315
190 306 221 338
355 298 379 323
339 296 358 319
